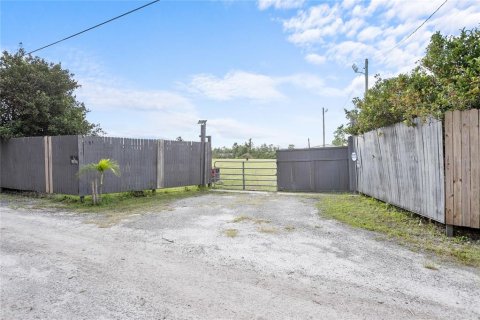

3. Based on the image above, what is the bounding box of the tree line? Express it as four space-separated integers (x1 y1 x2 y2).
213 139 280 159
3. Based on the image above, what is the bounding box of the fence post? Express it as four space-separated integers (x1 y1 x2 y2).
207 136 211 187
198 120 207 187
157 139 165 189
348 136 357 193
242 161 246 190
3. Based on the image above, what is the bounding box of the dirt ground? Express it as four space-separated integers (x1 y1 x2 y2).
1 191 479 319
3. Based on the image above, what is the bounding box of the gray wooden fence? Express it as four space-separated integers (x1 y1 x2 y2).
0 135 211 196
277 147 352 192
353 118 445 223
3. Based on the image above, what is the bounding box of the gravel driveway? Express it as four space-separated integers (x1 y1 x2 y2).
1 191 479 319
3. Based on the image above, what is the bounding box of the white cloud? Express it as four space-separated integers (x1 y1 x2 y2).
187 71 284 102
209 118 277 140
278 0 480 74
258 0 305 10
357 26 383 42
186 70 346 101
78 81 194 111
305 53 326 65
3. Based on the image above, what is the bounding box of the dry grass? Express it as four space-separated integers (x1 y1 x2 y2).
284 225 295 231
223 229 239 238
232 215 270 224
258 226 278 234
423 261 439 270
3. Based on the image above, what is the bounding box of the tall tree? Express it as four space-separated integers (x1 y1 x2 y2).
0 48 102 138
339 26 480 136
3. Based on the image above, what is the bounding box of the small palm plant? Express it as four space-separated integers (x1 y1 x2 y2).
78 159 120 204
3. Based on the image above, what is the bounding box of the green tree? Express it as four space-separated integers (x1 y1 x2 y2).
340 26 480 136
332 125 347 146
78 159 120 205
0 48 102 138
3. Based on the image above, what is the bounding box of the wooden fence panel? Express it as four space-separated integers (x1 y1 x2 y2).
446 109 480 229
354 118 445 223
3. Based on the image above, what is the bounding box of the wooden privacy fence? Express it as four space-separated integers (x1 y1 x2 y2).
353 111 480 230
445 110 480 229
0 135 211 196
353 118 445 223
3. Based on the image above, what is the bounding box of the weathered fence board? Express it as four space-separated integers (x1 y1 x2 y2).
80 136 158 195
163 140 204 188
0 137 47 193
51 135 79 195
277 147 350 192
445 109 480 229
354 118 445 223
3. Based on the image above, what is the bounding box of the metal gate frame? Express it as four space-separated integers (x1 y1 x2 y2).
212 160 277 191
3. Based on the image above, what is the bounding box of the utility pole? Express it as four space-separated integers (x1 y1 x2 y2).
322 107 328 147
352 58 369 98
364 58 368 97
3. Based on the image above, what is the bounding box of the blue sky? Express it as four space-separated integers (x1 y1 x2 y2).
1 0 479 148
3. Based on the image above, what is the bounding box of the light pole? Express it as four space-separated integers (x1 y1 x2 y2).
352 58 368 98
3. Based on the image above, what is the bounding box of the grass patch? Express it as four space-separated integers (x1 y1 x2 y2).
317 194 480 268
223 229 239 238
284 225 295 231
423 261 439 270
231 215 270 224
258 226 278 234
1 187 204 227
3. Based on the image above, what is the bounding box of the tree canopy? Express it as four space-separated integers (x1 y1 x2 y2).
0 49 102 138
342 26 480 136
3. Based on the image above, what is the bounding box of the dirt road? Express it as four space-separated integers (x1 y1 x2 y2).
1 192 479 319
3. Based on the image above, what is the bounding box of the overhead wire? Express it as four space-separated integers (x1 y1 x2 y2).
27 0 160 55
378 0 448 60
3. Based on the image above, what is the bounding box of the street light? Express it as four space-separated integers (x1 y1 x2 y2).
352 58 368 98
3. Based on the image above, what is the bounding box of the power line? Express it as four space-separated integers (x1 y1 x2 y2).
382 0 448 55
27 0 161 55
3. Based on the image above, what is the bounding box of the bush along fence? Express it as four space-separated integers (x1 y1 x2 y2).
352 110 479 232
0 135 212 196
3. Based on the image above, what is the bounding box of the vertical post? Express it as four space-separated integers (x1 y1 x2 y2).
446 225 454 237
348 136 357 193
207 136 212 187
198 120 207 187
157 139 165 189
308 138 310 149
365 58 368 98
242 161 246 190
322 108 325 147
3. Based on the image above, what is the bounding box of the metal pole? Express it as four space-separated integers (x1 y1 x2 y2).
365 58 368 98
242 161 245 190
322 107 325 147
206 135 211 187
198 120 207 187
